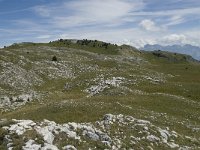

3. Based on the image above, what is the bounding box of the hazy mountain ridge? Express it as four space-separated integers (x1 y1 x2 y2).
141 44 200 60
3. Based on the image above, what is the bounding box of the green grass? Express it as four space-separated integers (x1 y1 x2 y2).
0 40 200 149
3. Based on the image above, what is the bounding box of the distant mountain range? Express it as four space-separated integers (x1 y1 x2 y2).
141 44 200 60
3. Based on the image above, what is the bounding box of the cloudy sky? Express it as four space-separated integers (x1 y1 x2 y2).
0 0 200 48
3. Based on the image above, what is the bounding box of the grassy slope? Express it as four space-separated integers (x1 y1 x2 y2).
0 40 200 148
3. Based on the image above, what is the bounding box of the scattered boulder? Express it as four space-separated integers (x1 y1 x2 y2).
2 113 196 149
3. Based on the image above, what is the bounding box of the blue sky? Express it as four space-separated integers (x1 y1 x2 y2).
0 0 200 48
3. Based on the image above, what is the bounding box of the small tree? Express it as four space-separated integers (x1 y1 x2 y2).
59 39 64 42
52 56 57 61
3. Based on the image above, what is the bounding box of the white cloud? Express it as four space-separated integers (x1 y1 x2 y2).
182 30 200 46
161 34 187 45
130 7 200 17
36 35 51 39
120 38 157 48
139 19 161 31
118 33 200 48
33 6 51 17
0 7 33 15
33 0 145 28
164 15 185 27
66 0 143 21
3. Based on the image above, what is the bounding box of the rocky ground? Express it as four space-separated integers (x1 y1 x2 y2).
0 40 200 149
2 113 199 150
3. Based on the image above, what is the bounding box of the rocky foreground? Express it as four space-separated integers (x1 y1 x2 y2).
1 114 199 150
